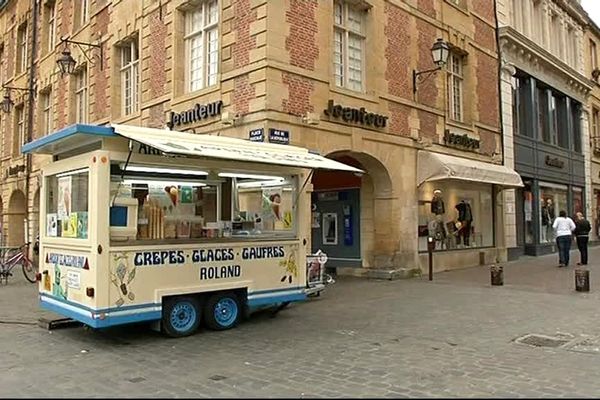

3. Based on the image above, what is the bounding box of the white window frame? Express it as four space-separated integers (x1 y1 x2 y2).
47 2 56 52
590 39 597 71
42 90 53 135
17 23 27 74
75 67 88 123
80 0 89 26
184 0 219 92
120 39 139 116
447 53 464 122
333 0 365 92
15 105 25 153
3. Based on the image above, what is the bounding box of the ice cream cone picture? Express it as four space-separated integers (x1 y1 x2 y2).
165 186 178 206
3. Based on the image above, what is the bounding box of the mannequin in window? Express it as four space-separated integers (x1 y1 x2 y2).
541 199 549 243
545 198 555 242
430 189 445 215
455 199 473 246
428 214 447 250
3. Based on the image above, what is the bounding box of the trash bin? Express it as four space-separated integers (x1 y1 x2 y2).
490 265 503 286
575 269 590 292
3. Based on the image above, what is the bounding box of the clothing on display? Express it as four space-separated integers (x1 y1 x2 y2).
455 200 473 246
430 191 445 215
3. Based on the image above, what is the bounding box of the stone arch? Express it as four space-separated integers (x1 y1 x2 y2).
7 190 26 246
312 150 396 269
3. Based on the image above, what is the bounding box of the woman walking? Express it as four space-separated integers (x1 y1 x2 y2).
552 210 575 267
574 212 591 266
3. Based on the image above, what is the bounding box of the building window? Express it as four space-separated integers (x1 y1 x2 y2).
533 0 544 46
592 108 600 154
120 38 139 116
75 68 88 123
185 0 219 92
41 91 53 136
511 0 521 32
571 101 582 153
447 53 464 122
0 43 4 84
333 0 365 92
551 13 561 58
14 105 24 155
591 40 598 73
16 23 27 74
567 26 576 67
44 1 56 53
74 0 89 30
536 85 550 144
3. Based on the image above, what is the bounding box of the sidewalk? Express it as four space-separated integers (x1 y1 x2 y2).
428 244 600 297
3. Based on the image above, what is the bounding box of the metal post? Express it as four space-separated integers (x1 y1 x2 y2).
427 236 435 281
575 268 590 292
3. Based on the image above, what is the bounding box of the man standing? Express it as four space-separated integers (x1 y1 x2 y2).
574 212 591 266
552 210 576 268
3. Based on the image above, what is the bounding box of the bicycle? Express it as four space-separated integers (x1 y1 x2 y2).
0 243 38 284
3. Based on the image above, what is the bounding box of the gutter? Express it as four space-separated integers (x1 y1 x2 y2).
25 0 39 244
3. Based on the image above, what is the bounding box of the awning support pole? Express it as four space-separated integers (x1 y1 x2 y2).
293 169 315 210
111 140 134 207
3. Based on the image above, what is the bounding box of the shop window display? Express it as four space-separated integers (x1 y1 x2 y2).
107 164 297 243
538 184 567 244
418 181 493 251
46 169 89 239
523 181 534 244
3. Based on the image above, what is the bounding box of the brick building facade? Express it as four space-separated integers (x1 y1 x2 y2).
0 0 514 275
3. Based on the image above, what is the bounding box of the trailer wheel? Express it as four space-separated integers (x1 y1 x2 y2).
162 296 201 338
204 292 240 331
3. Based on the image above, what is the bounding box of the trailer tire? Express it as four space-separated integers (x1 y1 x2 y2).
204 292 241 331
162 296 201 338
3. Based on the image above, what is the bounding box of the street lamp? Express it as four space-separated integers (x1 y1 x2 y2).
0 86 34 114
412 38 450 97
56 36 103 76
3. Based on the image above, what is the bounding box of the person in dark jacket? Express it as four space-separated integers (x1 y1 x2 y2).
574 212 592 266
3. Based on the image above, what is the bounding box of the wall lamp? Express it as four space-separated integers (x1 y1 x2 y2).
412 38 450 97
56 36 104 76
1 85 34 114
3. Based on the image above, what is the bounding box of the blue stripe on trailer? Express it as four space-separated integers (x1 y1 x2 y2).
40 286 308 328
40 295 162 328
247 290 306 307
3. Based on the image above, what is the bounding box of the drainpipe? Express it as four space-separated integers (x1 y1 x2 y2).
24 0 39 244
493 0 505 167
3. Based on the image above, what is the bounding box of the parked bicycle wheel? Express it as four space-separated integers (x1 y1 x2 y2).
22 258 37 283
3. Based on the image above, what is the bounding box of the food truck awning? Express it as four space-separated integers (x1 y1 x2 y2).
22 124 363 173
417 151 523 188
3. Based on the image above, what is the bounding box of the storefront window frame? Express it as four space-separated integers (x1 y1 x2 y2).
417 180 496 253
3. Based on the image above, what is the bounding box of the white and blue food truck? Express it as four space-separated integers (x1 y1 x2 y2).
22 124 360 337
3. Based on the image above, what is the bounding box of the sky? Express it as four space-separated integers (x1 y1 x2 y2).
582 0 600 26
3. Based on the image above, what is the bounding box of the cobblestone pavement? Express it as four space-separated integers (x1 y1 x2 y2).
4 248 600 397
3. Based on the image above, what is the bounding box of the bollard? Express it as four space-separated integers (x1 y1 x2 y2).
575 268 590 292
427 237 435 281
490 265 503 286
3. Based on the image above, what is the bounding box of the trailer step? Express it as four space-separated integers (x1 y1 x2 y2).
38 317 82 330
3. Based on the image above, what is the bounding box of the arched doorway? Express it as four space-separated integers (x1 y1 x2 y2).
311 151 393 269
7 190 26 247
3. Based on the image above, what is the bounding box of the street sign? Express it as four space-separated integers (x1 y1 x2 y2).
249 128 264 142
268 129 289 145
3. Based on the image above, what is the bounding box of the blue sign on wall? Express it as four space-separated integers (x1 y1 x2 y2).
268 129 290 145
249 128 264 142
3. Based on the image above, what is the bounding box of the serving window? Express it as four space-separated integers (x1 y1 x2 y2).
109 164 297 243
46 168 90 239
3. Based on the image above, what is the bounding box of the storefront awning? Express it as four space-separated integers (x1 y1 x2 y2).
111 124 362 173
417 151 523 188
